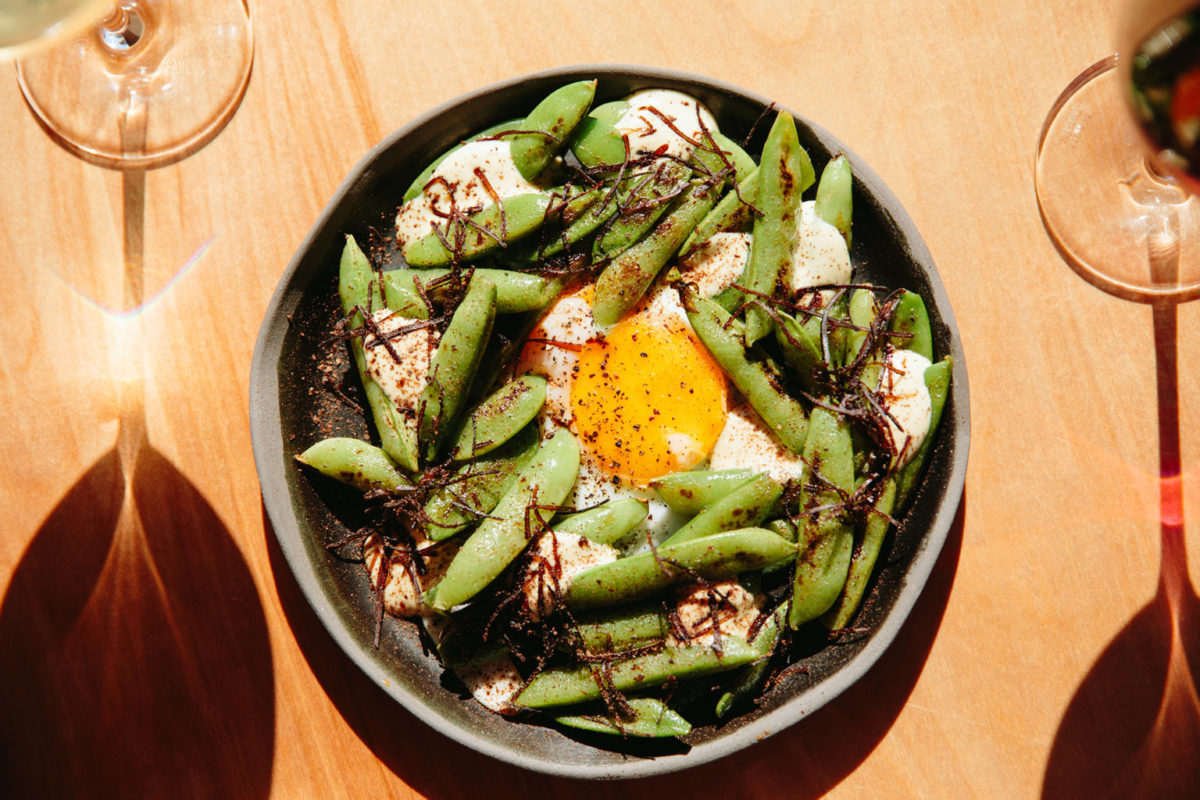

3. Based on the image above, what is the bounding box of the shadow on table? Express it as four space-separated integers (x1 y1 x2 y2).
0 432 275 798
267 493 965 798
1042 303 1200 799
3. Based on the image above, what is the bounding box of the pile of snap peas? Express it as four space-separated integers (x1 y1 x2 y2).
295 80 953 741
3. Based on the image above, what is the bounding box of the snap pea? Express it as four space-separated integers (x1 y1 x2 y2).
427 427 580 610
295 437 413 493
510 80 596 181
515 637 761 709
889 289 934 361
661 472 783 546
706 132 757 185
555 697 692 738
789 405 856 628
572 603 669 653
814 154 853 246
449 375 546 461
680 166 759 255
773 309 825 395
844 287 878 373
714 613 780 718
593 160 691 261
566 528 797 611
823 477 896 631
340 235 422 472
402 118 521 203
684 293 808 453
403 192 554 267
895 356 952 506
766 517 798 543
384 268 559 314
512 183 622 262
568 99 630 169
554 497 648 547
650 468 755 515
424 425 540 541
417 277 497 462
741 111 811 346
593 179 720 326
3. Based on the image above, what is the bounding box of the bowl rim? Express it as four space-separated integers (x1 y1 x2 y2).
250 61 971 780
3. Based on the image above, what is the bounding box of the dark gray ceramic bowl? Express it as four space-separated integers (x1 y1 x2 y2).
250 64 970 780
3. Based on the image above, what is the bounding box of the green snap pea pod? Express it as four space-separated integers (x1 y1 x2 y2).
766 517 797 543
417 277 497 462
661 472 783 546
593 160 691 261
680 167 759 255
554 497 649 547
714 613 780 718
844 287 879 375
449 375 546 461
814 154 853 246
566 528 797 611
508 181 626 264
684 293 808 453
593 179 720 326
568 100 631 169
895 356 952 506
403 118 521 203
515 637 760 708
889 289 934 361
706 132 757 185
555 697 692 738
773 309 824 395
295 437 413 493
384 268 559 314
403 193 554 267
741 111 811 346
823 477 897 631
427 427 580 610
789 405 856 628
339 235 422 472
573 603 669 653
510 79 597 181
423 425 540 541
650 468 755 515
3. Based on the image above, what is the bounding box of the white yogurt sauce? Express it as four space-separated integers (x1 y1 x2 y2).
362 309 439 432
788 200 852 292
877 347 933 468
668 579 761 648
457 651 525 714
613 89 719 161
709 404 806 484
362 534 459 617
678 232 751 298
395 139 540 247
521 531 619 619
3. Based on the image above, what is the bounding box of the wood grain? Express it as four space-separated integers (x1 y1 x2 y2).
3 0 1199 797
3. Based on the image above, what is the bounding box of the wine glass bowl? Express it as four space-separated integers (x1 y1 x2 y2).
14 0 253 169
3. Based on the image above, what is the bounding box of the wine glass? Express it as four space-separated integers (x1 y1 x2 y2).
12 0 253 168
1035 1 1200 793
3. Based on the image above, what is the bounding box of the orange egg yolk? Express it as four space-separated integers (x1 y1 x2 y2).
571 308 728 484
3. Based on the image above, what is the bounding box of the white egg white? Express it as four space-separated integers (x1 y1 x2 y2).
363 310 438 435
709 404 806 484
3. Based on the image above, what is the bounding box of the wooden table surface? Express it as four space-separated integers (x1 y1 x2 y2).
4 1 1199 797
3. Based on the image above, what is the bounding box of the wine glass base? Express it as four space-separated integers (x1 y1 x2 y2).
1035 55 1200 303
15 1 253 170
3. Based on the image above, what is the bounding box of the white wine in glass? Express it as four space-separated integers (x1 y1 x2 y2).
14 0 253 169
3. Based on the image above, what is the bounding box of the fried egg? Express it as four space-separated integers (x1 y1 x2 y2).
517 282 730 540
